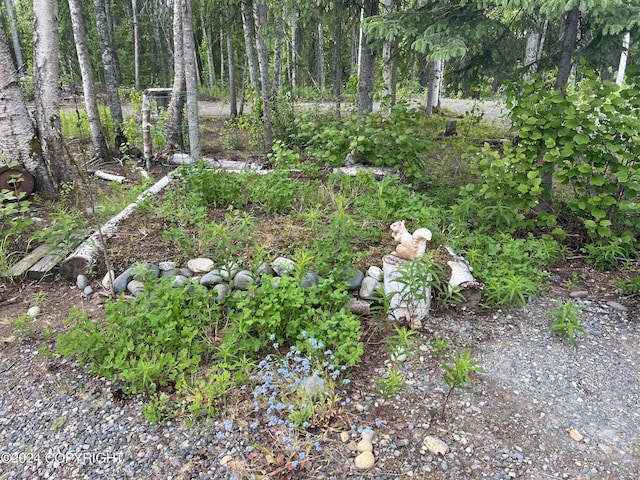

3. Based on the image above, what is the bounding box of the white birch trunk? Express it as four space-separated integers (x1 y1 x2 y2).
4 0 24 76
33 0 70 186
132 0 140 90
68 0 111 162
0 21 54 192
241 0 261 94
616 32 631 86
183 0 201 160
426 59 443 118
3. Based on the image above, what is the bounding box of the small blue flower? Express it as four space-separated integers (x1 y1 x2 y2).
291 460 299 468
273 342 279 350
224 419 233 431
246 445 253 452
216 432 225 440
250 422 258 430
375 418 382 427
299 452 306 460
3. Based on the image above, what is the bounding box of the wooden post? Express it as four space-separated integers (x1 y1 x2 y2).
142 90 152 169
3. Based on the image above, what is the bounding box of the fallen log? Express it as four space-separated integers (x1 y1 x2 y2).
59 174 173 281
93 170 127 183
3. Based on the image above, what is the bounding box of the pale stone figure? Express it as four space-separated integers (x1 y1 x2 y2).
390 220 433 260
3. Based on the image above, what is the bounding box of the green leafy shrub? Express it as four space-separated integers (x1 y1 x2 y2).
223 275 363 366
56 280 222 394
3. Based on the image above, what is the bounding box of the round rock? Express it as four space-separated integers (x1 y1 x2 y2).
127 280 146 297
233 270 254 290
187 258 215 274
272 257 295 277
27 306 42 318
345 268 365 291
200 269 224 287
76 274 89 290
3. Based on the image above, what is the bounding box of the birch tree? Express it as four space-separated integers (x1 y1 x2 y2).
4 0 24 76
254 0 273 151
183 0 200 160
241 0 261 94
68 0 111 163
358 0 378 115
93 0 126 149
0 22 55 192
166 0 186 153
33 0 70 186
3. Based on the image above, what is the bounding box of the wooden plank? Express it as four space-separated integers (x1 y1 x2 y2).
5 244 53 279
27 232 90 280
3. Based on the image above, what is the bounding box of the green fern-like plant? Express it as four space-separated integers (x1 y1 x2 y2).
548 300 585 347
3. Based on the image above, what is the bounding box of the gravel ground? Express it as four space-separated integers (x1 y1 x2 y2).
1 276 639 479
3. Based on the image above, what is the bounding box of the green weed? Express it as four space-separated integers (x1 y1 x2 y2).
548 300 585 347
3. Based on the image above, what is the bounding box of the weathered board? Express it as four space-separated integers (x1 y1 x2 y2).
5 244 52 279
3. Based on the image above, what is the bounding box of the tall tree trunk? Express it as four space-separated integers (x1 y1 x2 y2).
201 3 216 89
523 15 547 80
183 0 200 160
290 6 298 90
33 0 70 186
332 0 343 100
254 0 273 151
317 0 325 91
68 0 111 163
4 0 24 76
382 0 395 112
166 0 186 152
132 0 140 90
539 6 580 202
555 6 580 91
273 14 283 97
93 0 126 149
426 59 443 118
219 22 225 86
616 31 631 86
357 0 378 115
0 22 55 192
241 0 261 94
226 3 238 116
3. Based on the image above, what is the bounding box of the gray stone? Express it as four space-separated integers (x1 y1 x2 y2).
213 284 230 301
172 275 189 287
27 306 42 318
345 268 365 291
301 272 320 288
569 291 589 299
606 301 628 312
178 268 193 278
161 269 177 279
367 266 384 282
258 262 275 277
272 257 295 277
187 258 215 274
102 270 115 290
132 263 160 281
348 298 372 316
83 286 93 296
113 267 134 294
221 263 240 281
127 280 146 297
158 261 176 271
200 269 224 286
359 276 382 299
76 274 89 290
233 270 254 290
